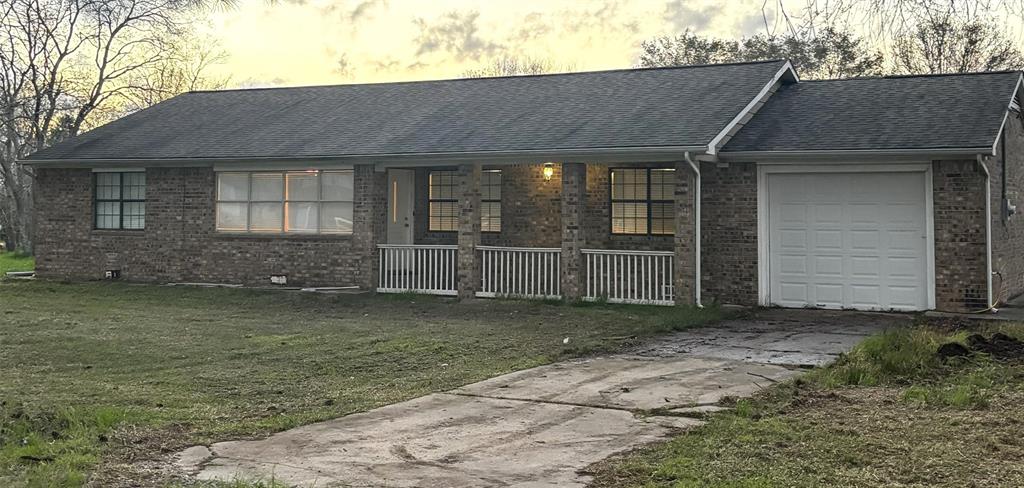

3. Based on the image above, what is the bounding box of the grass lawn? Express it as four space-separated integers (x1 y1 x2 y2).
0 280 721 487
0 251 34 274
588 322 1024 487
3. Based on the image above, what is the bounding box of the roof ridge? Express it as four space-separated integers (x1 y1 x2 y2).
801 70 1023 83
187 59 788 95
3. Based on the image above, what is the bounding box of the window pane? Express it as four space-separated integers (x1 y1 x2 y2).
218 173 249 201
251 173 284 201
321 202 354 234
321 171 354 201
122 202 145 230
95 201 121 229
429 171 456 200
250 202 283 232
611 169 645 200
612 202 647 234
216 202 248 231
286 172 319 201
481 201 501 232
96 173 121 200
482 170 501 200
650 169 675 201
286 202 318 233
429 201 458 232
651 203 674 235
123 172 146 200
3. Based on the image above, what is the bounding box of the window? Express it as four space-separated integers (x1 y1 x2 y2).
215 170 354 234
94 172 145 230
428 171 458 232
481 170 501 232
610 168 674 235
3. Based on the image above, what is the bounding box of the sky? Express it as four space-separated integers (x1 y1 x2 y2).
200 0 1024 89
201 0 782 88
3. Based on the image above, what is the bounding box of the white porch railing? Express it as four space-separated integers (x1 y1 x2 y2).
582 249 674 305
477 246 561 299
377 244 458 296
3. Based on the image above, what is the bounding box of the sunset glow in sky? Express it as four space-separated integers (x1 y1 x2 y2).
202 0 784 87
200 0 1024 88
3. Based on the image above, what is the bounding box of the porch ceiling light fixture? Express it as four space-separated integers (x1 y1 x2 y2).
542 163 555 181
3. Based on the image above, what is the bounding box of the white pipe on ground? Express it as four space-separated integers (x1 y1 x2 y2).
684 151 702 307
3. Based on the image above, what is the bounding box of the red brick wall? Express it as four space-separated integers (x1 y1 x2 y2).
33 166 383 287
991 112 1024 303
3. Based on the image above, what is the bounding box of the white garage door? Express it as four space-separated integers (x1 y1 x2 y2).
767 171 930 311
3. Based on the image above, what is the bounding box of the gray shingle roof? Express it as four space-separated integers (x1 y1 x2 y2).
723 71 1023 153
26 60 788 161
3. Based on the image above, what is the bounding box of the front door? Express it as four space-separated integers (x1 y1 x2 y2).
387 169 414 244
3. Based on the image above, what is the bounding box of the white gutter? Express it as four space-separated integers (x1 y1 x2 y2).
19 145 709 168
977 154 996 311
684 151 702 307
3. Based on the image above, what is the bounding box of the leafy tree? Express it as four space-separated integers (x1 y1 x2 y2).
893 15 1024 73
638 28 883 79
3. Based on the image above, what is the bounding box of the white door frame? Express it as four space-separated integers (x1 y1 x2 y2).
386 169 415 245
756 162 936 310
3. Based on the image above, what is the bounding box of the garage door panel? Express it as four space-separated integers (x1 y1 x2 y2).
850 256 880 278
813 255 843 277
888 230 922 251
813 284 844 307
851 285 881 307
850 230 880 250
814 204 843 224
849 203 881 224
779 255 807 274
768 171 929 311
813 230 843 250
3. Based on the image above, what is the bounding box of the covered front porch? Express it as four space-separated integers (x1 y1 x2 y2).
372 162 697 306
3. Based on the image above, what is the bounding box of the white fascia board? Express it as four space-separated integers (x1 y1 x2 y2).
20 145 709 169
706 61 797 156
719 147 995 161
991 74 1023 154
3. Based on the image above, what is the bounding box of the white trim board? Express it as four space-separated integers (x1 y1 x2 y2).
756 162 936 311
707 61 797 156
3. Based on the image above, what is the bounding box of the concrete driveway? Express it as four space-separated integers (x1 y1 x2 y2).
176 309 907 487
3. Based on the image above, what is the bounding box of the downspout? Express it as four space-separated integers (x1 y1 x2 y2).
976 155 996 312
684 151 702 307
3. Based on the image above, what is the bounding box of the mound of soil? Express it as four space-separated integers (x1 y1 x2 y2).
940 333 1024 361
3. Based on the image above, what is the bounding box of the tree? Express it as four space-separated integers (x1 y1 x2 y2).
461 56 574 78
638 28 883 80
893 15 1024 74
0 0 223 253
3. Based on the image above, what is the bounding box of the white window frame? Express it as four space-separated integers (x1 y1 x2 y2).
215 170 355 235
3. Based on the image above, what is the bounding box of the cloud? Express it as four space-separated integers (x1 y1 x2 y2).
343 0 388 23
413 10 502 62
335 53 354 78
663 1 723 32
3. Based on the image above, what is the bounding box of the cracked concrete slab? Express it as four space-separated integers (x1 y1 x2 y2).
631 309 909 365
176 308 903 487
452 356 799 410
181 393 700 488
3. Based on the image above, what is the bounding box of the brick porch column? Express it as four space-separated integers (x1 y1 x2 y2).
561 163 586 301
353 164 387 291
673 160 696 305
457 163 482 300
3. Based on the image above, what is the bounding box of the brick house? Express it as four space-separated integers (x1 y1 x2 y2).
22 60 1024 312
